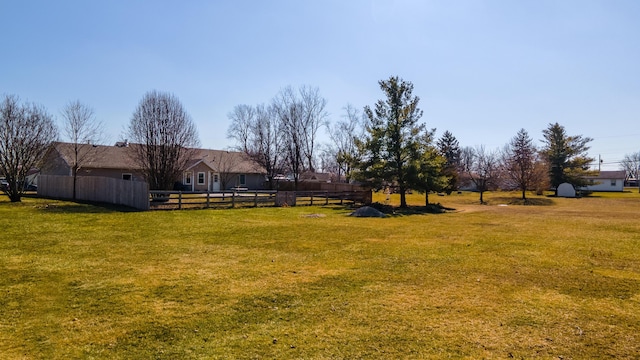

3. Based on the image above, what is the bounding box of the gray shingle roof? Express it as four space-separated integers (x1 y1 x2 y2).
52 142 140 169
588 170 626 180
50 142 264 174
190 149 263 173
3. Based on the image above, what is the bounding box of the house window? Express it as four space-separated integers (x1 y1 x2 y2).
214 174 219 183
185 172 192 185
239 174 246 186
197 172 205 185
122 173 132 181
611 180 617 186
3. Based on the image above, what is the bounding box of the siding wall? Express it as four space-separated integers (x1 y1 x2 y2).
76 168 146 182
585 178 625 192
38 175 150 210
184 163 212 191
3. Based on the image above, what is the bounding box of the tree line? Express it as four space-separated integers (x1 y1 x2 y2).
0 76 620 205
227 76 598 207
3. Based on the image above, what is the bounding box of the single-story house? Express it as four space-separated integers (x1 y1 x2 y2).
40 142 267 191
182 148 265 191
582 170 626 192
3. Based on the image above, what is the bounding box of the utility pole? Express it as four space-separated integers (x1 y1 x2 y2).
598 154 602 171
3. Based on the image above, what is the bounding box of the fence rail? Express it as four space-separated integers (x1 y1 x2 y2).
149 190 371 210
276 191 371 207
149 190 277 210
37 176 370 211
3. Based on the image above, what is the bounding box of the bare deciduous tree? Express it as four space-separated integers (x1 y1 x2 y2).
620 151 640 190
273 88 303 188
0 95 57 202
227 104 255 153
326 104 363 183
318 144 339 176
460 145 501 204
252 104 284 188
227 103 283 189
216 150 239 191
227 85 326 190
299 86 327 172
60 100 105 200
127 90 200 190
273 86 327 189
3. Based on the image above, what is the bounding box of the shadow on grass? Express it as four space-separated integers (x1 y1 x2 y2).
322 203 450 217
487 197 556 206
368 202 456 216
30 200 141 214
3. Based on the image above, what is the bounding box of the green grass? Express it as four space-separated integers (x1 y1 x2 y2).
1 191 639 358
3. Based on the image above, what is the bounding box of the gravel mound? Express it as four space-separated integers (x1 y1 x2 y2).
350 206 387 218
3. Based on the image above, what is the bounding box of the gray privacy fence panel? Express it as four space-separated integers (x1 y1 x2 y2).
38 175 73 199
38 175 150 210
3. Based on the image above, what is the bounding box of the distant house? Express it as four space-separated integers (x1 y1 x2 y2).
299 171 334 183
582 170 626 192
40 142 267 191
625 177 638 187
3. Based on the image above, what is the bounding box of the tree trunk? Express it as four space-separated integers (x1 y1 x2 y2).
425 192 429 206
7 178 21 202
72 172 78 201
521 188 526 200
479 190 484 204
399 188 407 208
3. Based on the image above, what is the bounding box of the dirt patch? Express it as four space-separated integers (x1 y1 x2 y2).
302 213 326 218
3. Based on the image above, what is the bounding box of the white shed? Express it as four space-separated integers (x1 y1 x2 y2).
557 183 576 197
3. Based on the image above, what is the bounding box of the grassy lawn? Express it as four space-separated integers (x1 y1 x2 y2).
1 191 639 359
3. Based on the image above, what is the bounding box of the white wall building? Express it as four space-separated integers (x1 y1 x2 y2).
583 171 626 192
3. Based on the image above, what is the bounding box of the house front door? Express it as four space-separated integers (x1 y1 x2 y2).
211 173 220 191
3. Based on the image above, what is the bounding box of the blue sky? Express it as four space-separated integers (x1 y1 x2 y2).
1 0 639 170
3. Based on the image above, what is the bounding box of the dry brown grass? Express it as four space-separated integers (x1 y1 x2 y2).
0 190 639 358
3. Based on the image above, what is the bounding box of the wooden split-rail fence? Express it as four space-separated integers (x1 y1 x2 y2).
148 190 371 210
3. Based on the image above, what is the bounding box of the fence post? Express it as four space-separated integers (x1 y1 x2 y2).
178 192 182 210
310 192 314 206
340 193 344 205
232 191 236 208
254 191 258 207
206 191 210 208
325 191 329 205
